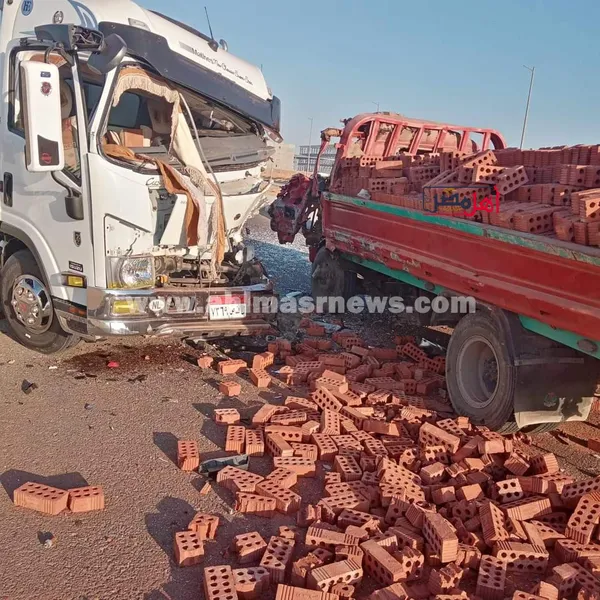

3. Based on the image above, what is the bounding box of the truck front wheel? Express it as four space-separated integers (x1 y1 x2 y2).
1 250 78 353
445 311 516 430
311 247 357 306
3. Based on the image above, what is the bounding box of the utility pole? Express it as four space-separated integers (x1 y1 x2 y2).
307 117 314 173
372 101 380 112
520 65 535 150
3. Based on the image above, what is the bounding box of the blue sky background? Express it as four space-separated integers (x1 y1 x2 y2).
140 0 600 150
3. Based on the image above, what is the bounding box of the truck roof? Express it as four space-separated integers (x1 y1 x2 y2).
11 0 271 101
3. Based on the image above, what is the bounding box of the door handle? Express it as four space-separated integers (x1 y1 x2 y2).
3 172 12 207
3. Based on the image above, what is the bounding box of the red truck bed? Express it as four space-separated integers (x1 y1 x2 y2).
323 192 600 347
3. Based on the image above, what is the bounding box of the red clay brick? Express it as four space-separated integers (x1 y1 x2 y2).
265 467 298 489
419 423 460 454
249 368 271 388
312 433 338 462
422 513 459 563
67 486 105 513
260 536 295 584
275 584 338 600
255 480 301 514
218 381 242 397
273 456 316 477
334 455 363 482
245 429 265 457
13 482 68 515
252 404 279 425
188 512 219 540
235 492 277 517
203 565 238 600
232 531 268 564
307 559 363 591
174 531 204 567
493 541 549 573
218 359 247 375
271 411 309 426
476 555 507 600
197 355 214 368
266 433 294 457
428 563 463 595
306 525 360 551
177 440 200 471
320 409 341 436
214 407 241 424
232 566 270 600
226 425 246 453
361 539 404 586
216 466 264 493
566 492 600 544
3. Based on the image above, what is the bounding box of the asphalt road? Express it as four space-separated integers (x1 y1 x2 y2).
1 214 600 599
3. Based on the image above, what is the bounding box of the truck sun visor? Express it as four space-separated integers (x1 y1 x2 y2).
98 22 281 135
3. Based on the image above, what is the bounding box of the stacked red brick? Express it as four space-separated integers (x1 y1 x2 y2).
333 144 600 248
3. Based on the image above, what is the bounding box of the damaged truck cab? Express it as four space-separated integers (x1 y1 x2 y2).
0 0 280 352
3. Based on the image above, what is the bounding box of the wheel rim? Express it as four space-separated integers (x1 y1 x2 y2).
456 335 499 408
11 275 53 334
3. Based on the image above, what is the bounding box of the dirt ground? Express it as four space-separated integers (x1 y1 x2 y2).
1 216 600 599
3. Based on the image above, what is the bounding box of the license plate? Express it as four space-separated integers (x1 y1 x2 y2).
208 296 247 320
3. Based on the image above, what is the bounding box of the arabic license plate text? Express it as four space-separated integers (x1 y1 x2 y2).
208 303 247 320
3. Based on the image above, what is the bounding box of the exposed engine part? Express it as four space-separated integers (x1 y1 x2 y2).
154 255 183 275
268 174 327 244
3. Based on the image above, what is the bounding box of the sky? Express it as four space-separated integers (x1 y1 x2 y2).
139 0 600 151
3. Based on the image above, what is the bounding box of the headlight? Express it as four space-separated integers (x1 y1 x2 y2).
107 256 155 289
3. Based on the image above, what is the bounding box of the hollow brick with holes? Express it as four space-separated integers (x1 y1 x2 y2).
235 492 277 517
476 555 507 600
232 532 268 564
67 486 105 513
273 456 317 477
255 480 301 514
177 440 199 471
214 407 241 423
260 536 295 584
174 531 204 567
245 429 265 457
493 541 549 573
565 492 600 544
203 565 239 600
232 566 270 600
218 359 247 375
226 425 246 453
187 512 219 540
13 482 69 515
216 466 264 493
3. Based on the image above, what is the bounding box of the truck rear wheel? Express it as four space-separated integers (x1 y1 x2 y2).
1 250 78 353
311 247 356 308
446 311 516 430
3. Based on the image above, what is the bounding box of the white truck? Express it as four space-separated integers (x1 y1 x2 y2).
0 0 281 352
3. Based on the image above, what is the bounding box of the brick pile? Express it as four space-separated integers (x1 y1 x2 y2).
332 144 600 248
174 326 600 599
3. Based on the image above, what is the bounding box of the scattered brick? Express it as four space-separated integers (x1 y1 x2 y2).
67 486 105 513
226 425 246 453
249 368 271 388
476 555 507 600
214 407 241 423
174 531 204 567
13 482 68 515
197 355 214 368
232 531 268 564
260 536 295 584
216 466 264 493
255 480 301 514
177 440 199 471
188 512 219 540
233 566 270 600
218 359 247 375
219 381 242 397
246 429 265 457
203 565 238 600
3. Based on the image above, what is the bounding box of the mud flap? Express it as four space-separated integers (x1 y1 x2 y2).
513 357 597 428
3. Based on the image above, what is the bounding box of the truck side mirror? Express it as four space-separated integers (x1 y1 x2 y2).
20 61 65 173
88 34 127 75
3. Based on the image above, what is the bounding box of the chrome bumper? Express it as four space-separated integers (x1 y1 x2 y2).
56 284 277 339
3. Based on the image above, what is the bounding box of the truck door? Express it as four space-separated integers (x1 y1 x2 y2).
0 44 95 307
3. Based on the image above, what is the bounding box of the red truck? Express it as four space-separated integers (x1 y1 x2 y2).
270 112 600 433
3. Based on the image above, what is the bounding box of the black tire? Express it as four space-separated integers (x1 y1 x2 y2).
1 250 78 353
446 311 516 430
311 247 356 308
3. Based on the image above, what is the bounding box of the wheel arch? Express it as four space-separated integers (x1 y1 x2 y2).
0 224 53 291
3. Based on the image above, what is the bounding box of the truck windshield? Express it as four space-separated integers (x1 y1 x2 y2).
101 65 270 172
